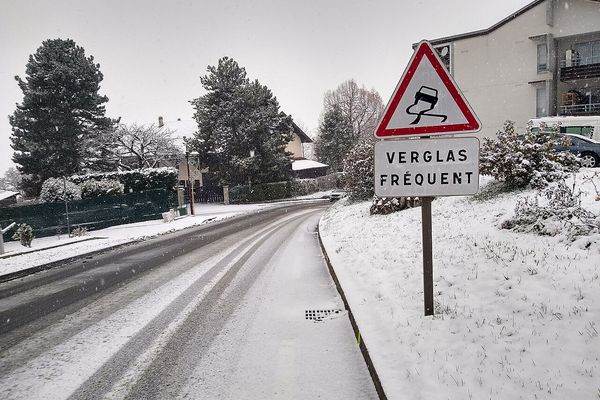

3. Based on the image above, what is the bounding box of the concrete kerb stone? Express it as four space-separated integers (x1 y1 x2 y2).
317 226 388 400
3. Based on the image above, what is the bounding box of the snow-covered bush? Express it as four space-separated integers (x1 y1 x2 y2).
80 179 124 198
69 167 177 193
501 180 599 240
370 196 420 215
12 223 33 247
39 178 82 203
343 141 374 200
71 226 88 237
480 121 579 189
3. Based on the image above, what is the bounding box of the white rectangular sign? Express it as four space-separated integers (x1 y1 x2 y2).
374 137 480 197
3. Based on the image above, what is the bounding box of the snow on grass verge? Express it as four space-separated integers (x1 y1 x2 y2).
319 170 599 400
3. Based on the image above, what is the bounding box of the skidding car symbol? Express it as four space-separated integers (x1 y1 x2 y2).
406 86 448 125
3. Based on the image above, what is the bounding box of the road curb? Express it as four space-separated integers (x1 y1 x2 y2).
0 239 141 284
317 226 388 400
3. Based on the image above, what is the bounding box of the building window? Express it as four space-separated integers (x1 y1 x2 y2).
574 40 600 66
536 86 547 117
537 43 548 72
434 44 451 72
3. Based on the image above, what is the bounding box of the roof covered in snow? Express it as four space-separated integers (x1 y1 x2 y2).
291 159 328 171
0 190 19 201
292 121 312 143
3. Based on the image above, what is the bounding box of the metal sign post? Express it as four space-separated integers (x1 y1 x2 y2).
421 197 434 315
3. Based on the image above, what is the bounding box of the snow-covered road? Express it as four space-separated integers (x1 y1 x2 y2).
0 205 377 399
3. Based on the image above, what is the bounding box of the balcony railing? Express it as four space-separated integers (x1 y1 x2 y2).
559 103 600 115
559 56 600 68
560 56 600 81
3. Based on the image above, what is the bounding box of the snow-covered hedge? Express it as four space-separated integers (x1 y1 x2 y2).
291 178 319 196
39 178 82 203
230 181 292 203
480 121 579 188
69 167 177 193
501 180 599 240
80 179 124 198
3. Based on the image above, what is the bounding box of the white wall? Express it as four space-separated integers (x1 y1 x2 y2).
449 0 600 138
553 0 600 37
285 133 304 158
451 1 548 137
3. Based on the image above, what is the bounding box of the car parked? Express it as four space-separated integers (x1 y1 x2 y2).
556 134 600 168
329 190 347 202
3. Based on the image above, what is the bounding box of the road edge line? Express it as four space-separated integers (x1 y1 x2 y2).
317 225 388 400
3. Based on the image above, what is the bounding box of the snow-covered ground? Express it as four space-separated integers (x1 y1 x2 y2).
319 170 600 400
0 203 270 277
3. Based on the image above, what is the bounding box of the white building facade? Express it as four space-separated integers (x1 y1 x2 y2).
428 0 600 137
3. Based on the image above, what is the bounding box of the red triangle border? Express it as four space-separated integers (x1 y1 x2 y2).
375 41 480 138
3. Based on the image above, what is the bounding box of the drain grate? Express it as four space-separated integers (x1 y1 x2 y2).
305 309 343 322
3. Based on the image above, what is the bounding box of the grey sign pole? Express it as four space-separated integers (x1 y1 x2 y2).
421 197 434 316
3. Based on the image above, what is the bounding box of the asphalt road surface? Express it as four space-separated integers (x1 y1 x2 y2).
0 202 378 400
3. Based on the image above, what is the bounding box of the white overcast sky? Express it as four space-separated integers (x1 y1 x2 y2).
0 0 533 175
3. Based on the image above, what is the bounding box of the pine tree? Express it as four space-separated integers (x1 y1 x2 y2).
191 57 293 185
314 104 354 172
343 141 375 200
9 39 113 196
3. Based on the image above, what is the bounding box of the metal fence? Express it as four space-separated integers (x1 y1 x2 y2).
0 189 177 241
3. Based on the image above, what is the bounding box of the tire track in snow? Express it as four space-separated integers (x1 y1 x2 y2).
0 209 318 400
74 209 319 400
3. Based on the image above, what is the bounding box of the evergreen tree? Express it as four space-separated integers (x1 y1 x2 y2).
343 141 375 200
9 39 113 196
314 104 353 172
191 57 293 185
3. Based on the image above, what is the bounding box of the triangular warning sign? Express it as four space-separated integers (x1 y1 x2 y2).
375 40 480 138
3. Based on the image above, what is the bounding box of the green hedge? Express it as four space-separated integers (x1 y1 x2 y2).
229 181 292 203
69 167 177 193
1 189 177 241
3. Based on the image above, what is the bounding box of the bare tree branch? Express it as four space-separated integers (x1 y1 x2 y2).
103 123 181 170
323 79 384 142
